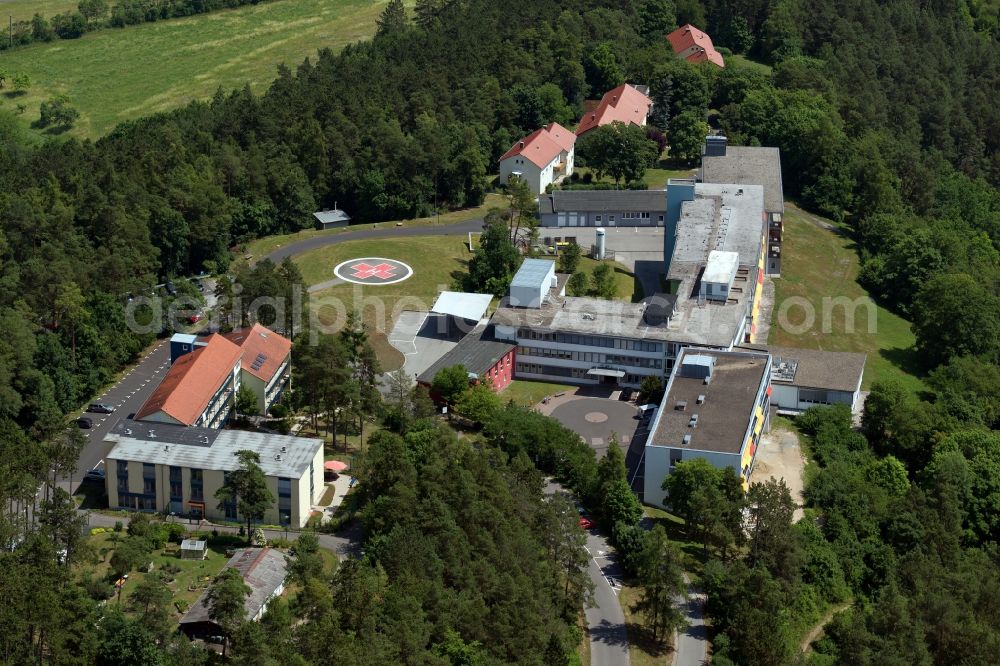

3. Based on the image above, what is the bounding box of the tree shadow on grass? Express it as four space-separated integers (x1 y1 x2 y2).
879 345 926 380
2 90 26 99
623 619 675 659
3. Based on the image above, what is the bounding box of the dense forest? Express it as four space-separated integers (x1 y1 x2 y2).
0 0 999 662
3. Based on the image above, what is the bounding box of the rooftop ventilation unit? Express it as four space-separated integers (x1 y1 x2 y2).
682 434 692 445
582 313 595 320
697 394 706 404
675 400 688 411
148 430 156 439
688 414 699 427
280 446 287 453
124 428 132 435
164 445 169 452
274 454 282 461
200 436 210 444
704 375 712 385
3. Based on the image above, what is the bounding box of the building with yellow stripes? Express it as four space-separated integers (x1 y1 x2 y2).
643 349 772 506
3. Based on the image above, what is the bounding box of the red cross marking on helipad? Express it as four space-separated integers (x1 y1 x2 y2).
349 262 397 280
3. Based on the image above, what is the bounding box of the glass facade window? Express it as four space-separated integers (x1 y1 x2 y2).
190 468 204 501
169 466 183 501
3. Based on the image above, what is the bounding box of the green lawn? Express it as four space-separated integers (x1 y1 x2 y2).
569 164 697 191
0 0 398 138
246 193 505 260
502 379 577 406
770 204 925 393
88 531 239 615
1 0 80 22
298 235 473 368
576 256 642 301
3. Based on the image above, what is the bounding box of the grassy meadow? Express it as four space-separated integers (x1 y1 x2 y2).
0 0 397 138
0 0 80 22
770 204 925 393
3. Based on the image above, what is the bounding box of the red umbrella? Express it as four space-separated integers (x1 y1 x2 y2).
324 460 348 472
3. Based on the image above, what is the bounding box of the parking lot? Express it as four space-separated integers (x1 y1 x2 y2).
387 311 460 381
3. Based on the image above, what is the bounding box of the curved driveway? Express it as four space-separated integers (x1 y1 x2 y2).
264 218 484 263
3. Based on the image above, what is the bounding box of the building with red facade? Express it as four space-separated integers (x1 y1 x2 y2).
417 324 515 393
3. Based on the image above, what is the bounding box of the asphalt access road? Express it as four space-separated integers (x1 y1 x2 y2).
544 479 629 666
264 218 485 263
62 340 172 492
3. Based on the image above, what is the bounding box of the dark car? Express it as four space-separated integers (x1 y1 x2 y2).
76 417 93 429
87 403 115 414
84 468 105 482
165 281 177 296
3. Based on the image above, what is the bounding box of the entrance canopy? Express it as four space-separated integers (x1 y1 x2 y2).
587 367 626 378
431 291 493 322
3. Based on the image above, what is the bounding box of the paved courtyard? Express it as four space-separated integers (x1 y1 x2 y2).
548 395 641 459
387 311 459 382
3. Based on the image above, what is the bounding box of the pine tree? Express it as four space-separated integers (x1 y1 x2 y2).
376 0 407 38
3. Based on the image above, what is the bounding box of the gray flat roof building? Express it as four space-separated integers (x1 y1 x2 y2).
648 350 770 455
539 190 668 215
738 344 867 393
700 144 784 214
105 419 322 478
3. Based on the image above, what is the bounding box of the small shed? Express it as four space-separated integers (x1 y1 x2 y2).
180 539 208 560
313 207 351 230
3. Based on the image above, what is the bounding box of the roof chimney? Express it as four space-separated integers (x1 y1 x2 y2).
519 141 525 149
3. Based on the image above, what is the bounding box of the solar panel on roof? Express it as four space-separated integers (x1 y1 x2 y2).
255 353 267 363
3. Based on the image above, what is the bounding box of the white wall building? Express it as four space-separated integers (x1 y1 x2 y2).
498 122 576 195
643 349 771 505
104 420 324 528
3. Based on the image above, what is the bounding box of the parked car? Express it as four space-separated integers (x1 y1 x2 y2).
187 313 202 324
578 516 593 530
165 281 177 296
84 468 105 481
87 403 115 414
76 417 93 429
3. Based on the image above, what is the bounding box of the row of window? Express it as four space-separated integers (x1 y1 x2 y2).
516 328 663 352
516 346 663 369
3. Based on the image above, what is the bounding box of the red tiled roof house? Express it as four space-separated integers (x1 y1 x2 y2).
135 335 243 429
666 24 725 68
575 84 653 137
223 324 293 415
498 122 577 195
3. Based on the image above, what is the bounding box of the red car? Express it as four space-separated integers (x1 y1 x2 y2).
187 313 202 324
578 516 593 529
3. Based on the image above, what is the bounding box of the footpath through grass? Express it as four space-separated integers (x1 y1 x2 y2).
770 204 925 393
1 0 396 138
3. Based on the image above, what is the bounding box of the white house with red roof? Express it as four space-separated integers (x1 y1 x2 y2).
498 122 576 195
223 323 292 415
666 24 725 68
575 84 653 138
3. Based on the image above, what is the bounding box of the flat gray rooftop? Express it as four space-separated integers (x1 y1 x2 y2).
104 419 322 478
539 190 667 214
738 344 866 392
700 146 784 213
649 351 769 454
